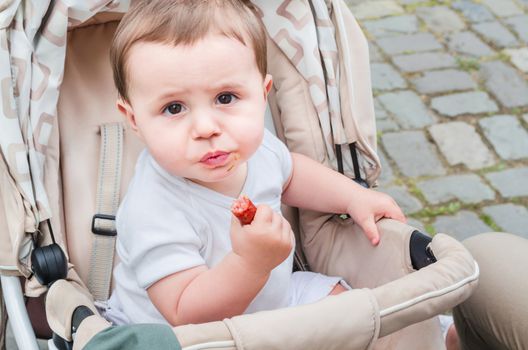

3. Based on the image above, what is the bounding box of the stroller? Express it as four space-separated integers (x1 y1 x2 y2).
0 1 481 349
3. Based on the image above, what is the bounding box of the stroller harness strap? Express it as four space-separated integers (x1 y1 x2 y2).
88 123 124 303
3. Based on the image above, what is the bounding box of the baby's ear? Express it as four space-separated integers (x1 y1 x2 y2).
116 99 143 141
263 74 273 99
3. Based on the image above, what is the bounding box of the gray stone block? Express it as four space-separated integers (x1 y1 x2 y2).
377 119 400 132
431 91 499 117
369 43 384 62
480 0 523 17
378 90 435 128
378 149 395 185
485 167 528 198
374 98 389 119
392 52 457 73
377 185 423 214
412 69 477 94
447 31 495 57
483 204 528 237
452 0 495 23
407 218 426 233
504 48 528 72
433 211 493 241
377 33 443 55
479 115 528 160
505 15 528 43
351 0 404 20
371 63 408 91
472 22 519 48
429 122 495 169
363 15 419 37
416 6 466 34
417 174 495 205
480 61 528 108
344 0 365 5
381 131 446 177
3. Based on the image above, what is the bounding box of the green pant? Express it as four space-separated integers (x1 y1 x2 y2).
84 323 181 350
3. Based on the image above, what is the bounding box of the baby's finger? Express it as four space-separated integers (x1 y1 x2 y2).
231 214 242 228
360 219 380 246
383 203 407 223
230 214 243 239
252 204 273 224
270 211 282 233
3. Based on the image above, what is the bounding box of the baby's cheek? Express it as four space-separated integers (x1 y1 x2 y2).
243 124 264 146
228 118 264 157
227 153 241 172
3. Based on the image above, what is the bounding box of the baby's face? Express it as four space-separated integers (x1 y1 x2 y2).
121 35 271 187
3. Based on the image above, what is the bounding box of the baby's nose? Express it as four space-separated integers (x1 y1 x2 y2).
191 113 221 139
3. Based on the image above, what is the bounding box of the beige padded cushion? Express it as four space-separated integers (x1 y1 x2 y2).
59 21 144 287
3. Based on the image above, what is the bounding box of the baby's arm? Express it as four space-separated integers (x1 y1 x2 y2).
148 253 267 326
282 152 405 245
147 205 293 326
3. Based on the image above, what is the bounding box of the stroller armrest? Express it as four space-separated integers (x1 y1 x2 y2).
173 288 381 350
374 233 479 337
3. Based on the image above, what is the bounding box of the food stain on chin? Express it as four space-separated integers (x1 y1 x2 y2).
227 153 240 172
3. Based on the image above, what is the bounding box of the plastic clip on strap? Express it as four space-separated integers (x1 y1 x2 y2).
88 123 123 303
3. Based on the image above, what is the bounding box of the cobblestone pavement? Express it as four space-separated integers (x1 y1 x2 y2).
346 0 528 241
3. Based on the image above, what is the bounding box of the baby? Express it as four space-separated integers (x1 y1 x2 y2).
105 0 405 327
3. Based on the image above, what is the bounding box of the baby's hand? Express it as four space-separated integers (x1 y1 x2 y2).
346 189 406 246
230 204 293 275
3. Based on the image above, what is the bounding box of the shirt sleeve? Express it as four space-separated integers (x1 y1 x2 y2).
262 129 293 187
117 192 205 289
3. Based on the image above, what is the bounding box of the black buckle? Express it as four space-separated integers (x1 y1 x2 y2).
91 214 117 236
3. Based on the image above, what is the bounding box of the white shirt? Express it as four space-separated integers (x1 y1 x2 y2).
107 129 294 324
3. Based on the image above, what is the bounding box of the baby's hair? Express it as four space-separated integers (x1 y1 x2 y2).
110 0 267 102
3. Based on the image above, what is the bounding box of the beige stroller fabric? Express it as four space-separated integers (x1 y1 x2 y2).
257 0 379 184
0 0 128 290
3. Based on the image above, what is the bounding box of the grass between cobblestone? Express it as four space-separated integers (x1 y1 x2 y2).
404 1 452 12
456 57 480 72
475 163 508 175
399 176 509 235
480 213 502 231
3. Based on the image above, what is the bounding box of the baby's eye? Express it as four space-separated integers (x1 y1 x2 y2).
216 93 237 105
163 102 185 116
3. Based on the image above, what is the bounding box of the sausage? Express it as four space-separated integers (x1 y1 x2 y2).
231 195 257 225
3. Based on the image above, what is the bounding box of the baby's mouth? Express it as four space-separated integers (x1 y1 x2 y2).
200 151 231 167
